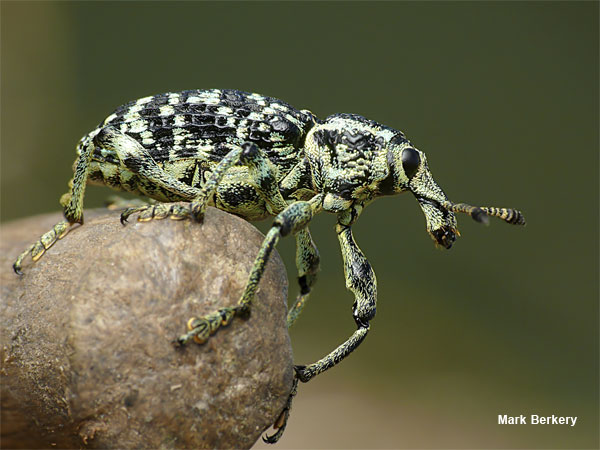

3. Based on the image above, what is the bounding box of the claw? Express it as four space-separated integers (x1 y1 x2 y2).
174 317 210 346
13 262 23 276
262 411 287 444
262 430 283 444
120 212 131 225
13 244 33 275
120 207 142 225
189 201 206 222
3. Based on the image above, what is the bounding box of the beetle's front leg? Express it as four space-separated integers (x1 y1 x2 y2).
287 227 320 328
263 206 374 444
294 206 376 382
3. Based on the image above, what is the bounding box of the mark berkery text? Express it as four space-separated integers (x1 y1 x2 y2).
498 415 577 426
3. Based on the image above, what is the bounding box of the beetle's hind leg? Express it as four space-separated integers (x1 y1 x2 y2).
91 127 204 223
13 137 96 274
13 221 71 274
181 141 289 222
93 126 251 224
120 203 192 224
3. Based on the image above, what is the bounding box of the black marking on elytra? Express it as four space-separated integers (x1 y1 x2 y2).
96 90 316 176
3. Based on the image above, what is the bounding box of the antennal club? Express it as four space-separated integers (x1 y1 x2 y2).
441 201 526 226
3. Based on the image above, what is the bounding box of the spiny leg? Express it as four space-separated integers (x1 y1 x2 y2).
94 126 243 223
122 142 251 223
176 196 322 346
175 225 280 345
96 126 201 200
238 145 319 327
294 206 376 383
13 137 97 274
287 228 320 328
97 128 286 224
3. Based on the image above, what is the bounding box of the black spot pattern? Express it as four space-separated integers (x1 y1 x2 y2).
93 89 318 177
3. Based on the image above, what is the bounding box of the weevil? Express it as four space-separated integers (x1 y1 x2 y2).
14 89 525 442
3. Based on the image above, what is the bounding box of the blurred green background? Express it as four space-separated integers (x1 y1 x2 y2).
1 2 597 448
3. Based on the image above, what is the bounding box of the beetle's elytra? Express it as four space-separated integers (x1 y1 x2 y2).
14 89 525 443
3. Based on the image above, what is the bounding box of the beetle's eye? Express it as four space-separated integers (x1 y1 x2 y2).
401 147 420 179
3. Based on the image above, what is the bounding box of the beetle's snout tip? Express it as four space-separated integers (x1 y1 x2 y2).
432 226 457 249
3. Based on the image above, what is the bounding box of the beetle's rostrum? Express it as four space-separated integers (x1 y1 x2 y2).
13 89 525 443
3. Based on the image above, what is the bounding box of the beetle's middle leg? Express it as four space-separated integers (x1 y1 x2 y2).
176 195 323 346
264 206 374 444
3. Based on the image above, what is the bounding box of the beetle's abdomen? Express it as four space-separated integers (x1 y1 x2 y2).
89 89 317 175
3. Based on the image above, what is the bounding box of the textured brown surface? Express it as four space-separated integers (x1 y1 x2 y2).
0 207 293 449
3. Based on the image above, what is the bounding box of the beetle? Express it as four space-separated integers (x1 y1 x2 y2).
13 89 525 442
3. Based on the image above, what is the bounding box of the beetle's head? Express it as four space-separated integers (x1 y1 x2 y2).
307 114 525 247
385 134 526 249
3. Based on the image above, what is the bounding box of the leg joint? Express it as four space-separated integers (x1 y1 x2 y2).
273 201 313 237
298 275 311 295
353 315 371 330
